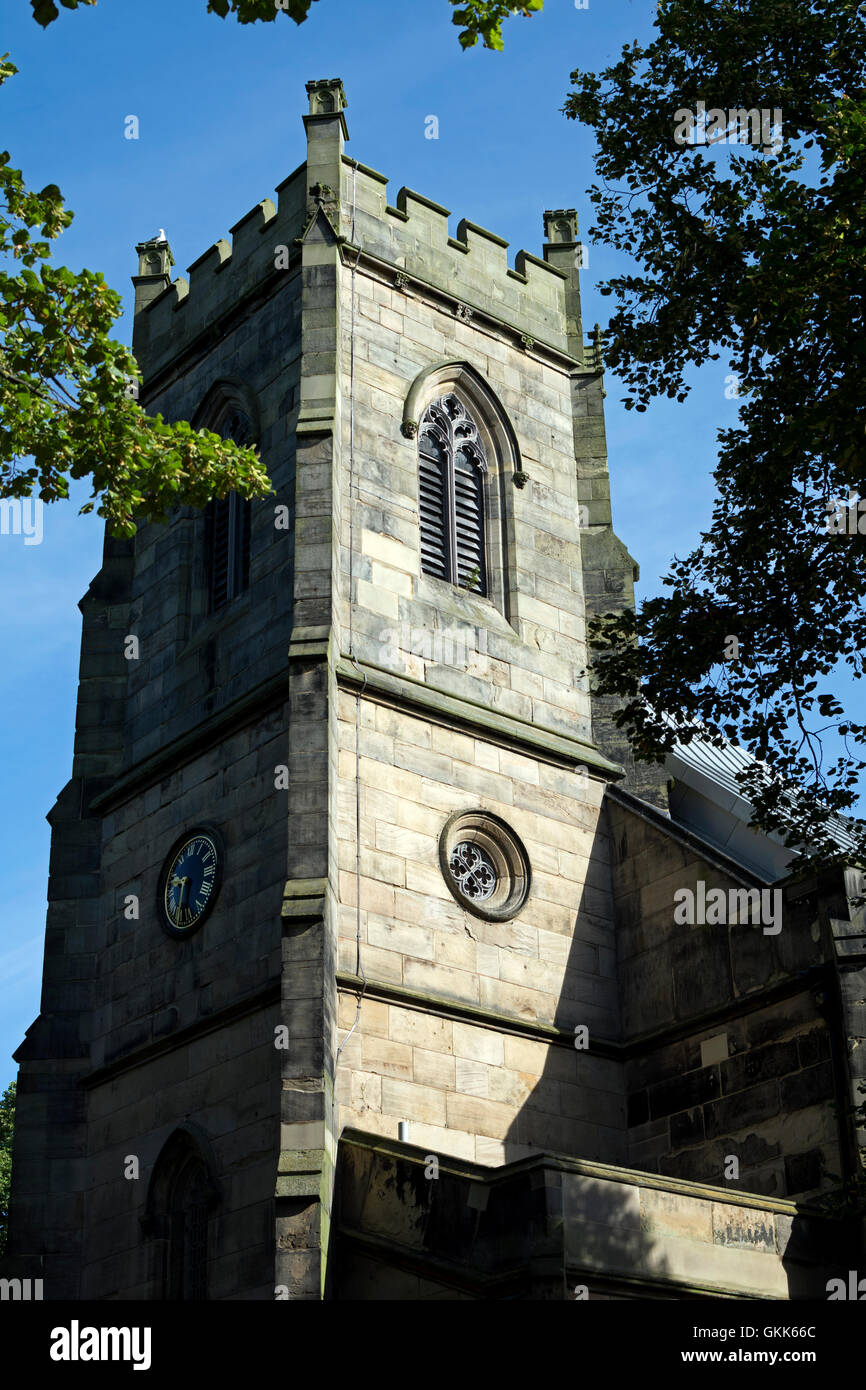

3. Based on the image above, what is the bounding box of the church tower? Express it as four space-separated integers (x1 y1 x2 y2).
7 77 859 1302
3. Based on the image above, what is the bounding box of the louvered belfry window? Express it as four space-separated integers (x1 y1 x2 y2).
418 394 487 595
206 407 253 611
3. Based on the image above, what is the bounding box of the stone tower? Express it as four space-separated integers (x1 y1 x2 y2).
6 78 860 1302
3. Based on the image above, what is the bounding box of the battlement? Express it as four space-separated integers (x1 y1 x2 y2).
132 78 593 386
132 166 307 384
342 159 586 359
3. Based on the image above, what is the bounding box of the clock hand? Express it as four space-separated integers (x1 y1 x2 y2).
170 875 191 912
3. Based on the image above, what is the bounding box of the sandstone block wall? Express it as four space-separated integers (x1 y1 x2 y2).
334 691 626 1168
334 1133 853 1299
335 259 597 745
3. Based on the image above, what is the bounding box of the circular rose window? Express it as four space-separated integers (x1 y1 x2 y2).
439 810 531 921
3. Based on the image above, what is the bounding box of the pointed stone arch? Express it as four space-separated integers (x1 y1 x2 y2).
192 379 260 611
402 360 522 624
192 376 261 445
141 1124 221 1300
402 360 522 481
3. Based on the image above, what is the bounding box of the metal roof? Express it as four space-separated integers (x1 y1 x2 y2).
666 727 861 854
669 732 756 803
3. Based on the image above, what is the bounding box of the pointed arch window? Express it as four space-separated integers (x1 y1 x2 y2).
167 1152 210 1300
418 394 487 595
206 407 252 611
143 1128 219 1301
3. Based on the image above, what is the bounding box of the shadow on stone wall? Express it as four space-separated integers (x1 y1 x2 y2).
498 795 623 1164
780 1210 859 1300
332 1131 668 1299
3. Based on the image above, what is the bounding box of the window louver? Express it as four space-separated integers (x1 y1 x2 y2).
454 447 486 593
419 433 449 579
206 408 253 611
417 394 487 594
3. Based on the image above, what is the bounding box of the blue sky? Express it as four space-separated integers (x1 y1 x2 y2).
0 0 762 1087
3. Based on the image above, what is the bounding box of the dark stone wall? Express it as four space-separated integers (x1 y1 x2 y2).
124 273 301 765
7 269 301 1301
625 994 838 1199
79 699 287 1298
7 533 135 1298
607 791 846 1199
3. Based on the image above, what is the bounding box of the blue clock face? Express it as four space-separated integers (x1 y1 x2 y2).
162 831 220 933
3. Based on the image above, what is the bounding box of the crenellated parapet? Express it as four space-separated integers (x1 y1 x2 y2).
341 164 587 362
131 182 295 386
132 75 595 388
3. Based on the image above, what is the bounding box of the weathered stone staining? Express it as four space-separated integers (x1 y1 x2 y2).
3 76 864 1303
673 883 783 934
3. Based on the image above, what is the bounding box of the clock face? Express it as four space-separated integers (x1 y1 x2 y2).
159 829 222 936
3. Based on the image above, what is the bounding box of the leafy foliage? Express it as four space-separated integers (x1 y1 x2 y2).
565 0 866 875
0 1081 15 1258
29 0 544 50
30 0 95 24
450 0 543 50
0 56 270 536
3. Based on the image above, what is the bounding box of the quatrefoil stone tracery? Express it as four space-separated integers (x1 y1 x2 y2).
439 810 531 922
448 841 497 901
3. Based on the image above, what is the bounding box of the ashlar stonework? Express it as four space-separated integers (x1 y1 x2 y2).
4 76 864 1302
